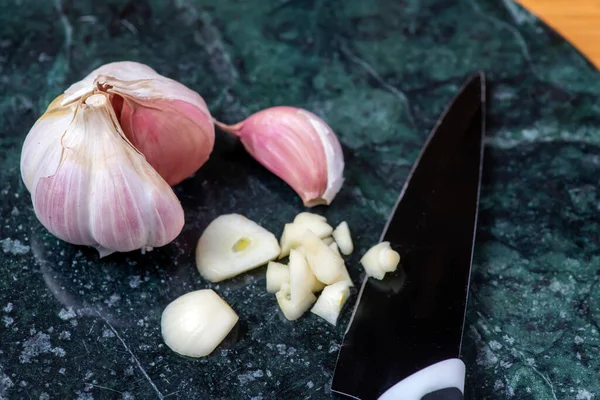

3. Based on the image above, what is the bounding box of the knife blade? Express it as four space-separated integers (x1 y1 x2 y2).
331 72 486 400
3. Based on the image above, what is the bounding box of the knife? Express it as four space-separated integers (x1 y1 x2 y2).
331 72 486 400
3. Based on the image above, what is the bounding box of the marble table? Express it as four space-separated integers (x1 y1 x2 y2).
1 0 598 398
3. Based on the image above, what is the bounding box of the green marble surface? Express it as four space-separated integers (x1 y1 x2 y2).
1 0 599 398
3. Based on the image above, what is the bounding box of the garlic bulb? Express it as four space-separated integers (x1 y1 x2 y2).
20 93 184 257
21 61 214 256
61 61 215 185
161 289 238 358
215 106 344 207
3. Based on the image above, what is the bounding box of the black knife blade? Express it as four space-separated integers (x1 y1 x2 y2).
331 72 486 400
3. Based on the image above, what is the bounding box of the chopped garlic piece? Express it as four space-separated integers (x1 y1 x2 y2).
332 221 353 255
279 218 333 258
266 261 290 293
328 243 353 287
289 249 318 303
195 214 281 282
161 289 238 357
276 282 317 321
328 242 341 256
302 230 344 284
379 247 401 272
360 242 400 280
311 281 350 325
293 212 327 225
322 237 334 245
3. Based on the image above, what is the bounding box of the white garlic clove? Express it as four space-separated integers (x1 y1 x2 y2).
266 261 290 293
161 289 238 358
275 282 317 321
23 93 185 257
332 221 354 255
360 242 401 280
62 61 215 185
310 281 350 326
195 214 281 282
302 229 345 284
215 106 344 207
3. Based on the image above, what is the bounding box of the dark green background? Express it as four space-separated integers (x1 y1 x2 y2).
1 0 599 398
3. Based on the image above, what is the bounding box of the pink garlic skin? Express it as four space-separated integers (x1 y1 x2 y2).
117 97 214 186
219 106 344 206
63 61 215 186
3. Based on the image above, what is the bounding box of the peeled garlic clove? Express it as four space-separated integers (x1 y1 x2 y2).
333 221 354 255
22 93 184 257
215 106 344 207
276 282 317 321
266 261 290 293
310 281 350 326
360 242 401 280
161 289 238 357
63 61 215 185
195 214 280 282
302 230 344 284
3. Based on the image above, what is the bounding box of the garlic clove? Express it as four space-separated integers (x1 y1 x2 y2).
310 281 350 326
161 289 238 358
62 61 215 185
20 95 76 197
276 282 317 321
266 261 290 293
332 221 354 255
279 219 333 258
360 242 401 279
26 93 184 257
302 229 344 284
195 214 281 282
215 106 344 207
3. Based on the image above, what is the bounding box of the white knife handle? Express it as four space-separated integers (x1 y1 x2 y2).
377 358 465 400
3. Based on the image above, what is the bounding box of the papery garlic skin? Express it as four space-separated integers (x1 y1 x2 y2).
215 106 344 207
21 93 185 257
62 61 215 185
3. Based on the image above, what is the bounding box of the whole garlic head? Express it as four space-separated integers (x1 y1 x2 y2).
215 106 345 207
20 61 215 256
21 92 184 257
